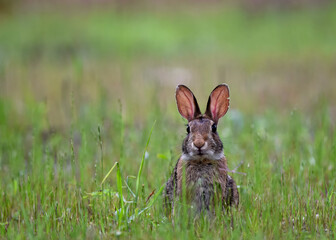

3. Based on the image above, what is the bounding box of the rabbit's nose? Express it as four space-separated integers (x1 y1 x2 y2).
194 139 205 149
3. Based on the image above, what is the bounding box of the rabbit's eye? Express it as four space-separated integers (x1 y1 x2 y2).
212 124 217 133
186 125 190 134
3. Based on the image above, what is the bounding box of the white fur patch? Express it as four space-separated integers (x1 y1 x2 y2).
181 151 224 161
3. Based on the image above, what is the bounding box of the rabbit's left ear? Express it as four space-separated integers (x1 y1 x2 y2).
205 84 230 123
176 85 201 122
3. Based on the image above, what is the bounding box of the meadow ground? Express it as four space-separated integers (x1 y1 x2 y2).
0 3 336 239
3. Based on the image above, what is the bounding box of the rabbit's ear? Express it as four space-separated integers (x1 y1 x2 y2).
175 85 201 121
205 84 230 123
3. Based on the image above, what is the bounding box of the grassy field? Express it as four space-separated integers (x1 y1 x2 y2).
1 3 336 239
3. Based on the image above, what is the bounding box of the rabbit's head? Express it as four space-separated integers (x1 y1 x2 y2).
176 84 230 162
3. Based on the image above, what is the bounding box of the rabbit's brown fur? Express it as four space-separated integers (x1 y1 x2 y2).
164 84 239 215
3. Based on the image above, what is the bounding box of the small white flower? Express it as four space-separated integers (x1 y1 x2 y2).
309 157 316 165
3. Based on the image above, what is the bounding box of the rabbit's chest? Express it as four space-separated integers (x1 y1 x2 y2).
186 163 218 186
177 160 227 211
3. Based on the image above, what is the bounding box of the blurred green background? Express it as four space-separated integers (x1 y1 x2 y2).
0 0 336 238
1 0 336 128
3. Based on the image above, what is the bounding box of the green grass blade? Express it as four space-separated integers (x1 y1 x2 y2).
135 120 156 205
145 184 165 209
116 162 124 228
101 162 118 186
128 184 165 223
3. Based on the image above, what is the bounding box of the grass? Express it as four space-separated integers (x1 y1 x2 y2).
1 3 336 239
1 98 335 238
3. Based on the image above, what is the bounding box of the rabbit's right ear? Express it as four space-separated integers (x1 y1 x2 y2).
175 85 201 122
205 84 230 124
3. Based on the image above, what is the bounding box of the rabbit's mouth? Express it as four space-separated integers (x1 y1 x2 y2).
196 149 203 155
197 149 206 156
189 150 211 159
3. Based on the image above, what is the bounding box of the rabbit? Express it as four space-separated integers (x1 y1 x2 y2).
164 84 239 216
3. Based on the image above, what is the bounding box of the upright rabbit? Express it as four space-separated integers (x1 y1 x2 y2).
164 84 239 215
